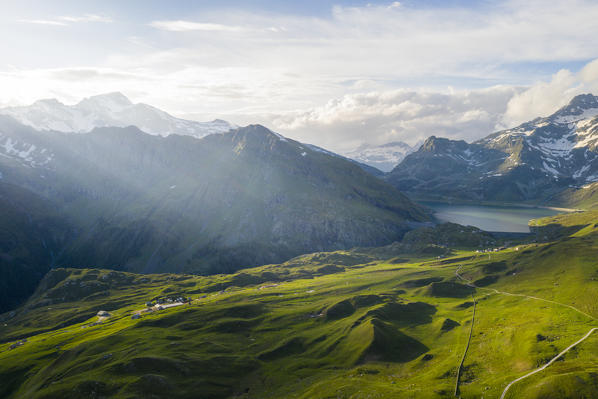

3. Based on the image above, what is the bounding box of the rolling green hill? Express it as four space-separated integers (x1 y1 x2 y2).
2 217 598 398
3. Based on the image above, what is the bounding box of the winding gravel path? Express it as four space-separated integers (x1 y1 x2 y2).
455 265 595 321
454 263 597 399
499 327 598 398
454 294 476 397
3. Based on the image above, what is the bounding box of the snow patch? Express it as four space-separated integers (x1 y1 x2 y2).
542 161 560 176
554 108 598 124
574 164 591 179
0 135 53 167
271 131 288 142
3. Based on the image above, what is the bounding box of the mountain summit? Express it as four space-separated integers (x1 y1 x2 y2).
0 92 236 138
77 91 134 111
553 93 598 119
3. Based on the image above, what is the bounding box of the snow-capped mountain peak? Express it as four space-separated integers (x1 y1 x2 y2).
344 141 420 172
0 93 236 139
77 92 133 113
468 93 598 182
33 98 63 107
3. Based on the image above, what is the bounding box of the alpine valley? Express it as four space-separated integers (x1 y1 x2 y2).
7 1 598 398
4 92 598 399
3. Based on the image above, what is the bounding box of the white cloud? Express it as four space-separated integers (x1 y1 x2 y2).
149 20 245 32
140 1 598 80
58 14 113 23
18 19 68 26
267 86 523 152
19 14 112 26
268 57 598 153
579 59 598 83
503 62 598 126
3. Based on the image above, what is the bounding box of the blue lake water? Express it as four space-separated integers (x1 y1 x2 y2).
419 202 563 233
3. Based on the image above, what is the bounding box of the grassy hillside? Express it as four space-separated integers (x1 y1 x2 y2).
530 210 598 241
2 220 598 398
552 182 598 210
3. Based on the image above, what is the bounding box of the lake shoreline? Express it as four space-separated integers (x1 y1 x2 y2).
419 201 563 233
414 198 579 213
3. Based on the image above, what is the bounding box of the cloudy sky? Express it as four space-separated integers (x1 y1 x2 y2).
3 0 598 153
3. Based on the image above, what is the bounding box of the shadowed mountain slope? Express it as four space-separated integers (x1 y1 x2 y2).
0 118 428 310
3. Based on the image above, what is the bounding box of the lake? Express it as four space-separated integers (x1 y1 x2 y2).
419 202 563 233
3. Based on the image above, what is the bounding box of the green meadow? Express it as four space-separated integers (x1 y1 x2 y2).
2 213 598 398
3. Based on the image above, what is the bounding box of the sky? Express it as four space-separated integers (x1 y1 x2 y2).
2 0 598 153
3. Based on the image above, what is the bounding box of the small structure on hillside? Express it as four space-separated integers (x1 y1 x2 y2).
9 339 27 350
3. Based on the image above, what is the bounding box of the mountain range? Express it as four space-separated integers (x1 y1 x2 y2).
0 92 387 174
0 114 427 312
387 94 598 204
0 92 236 139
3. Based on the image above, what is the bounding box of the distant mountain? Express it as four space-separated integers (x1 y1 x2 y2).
387 94 598 203
0 118 428 310
345 141 420 172
305 143 385 177
0 92 236 138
